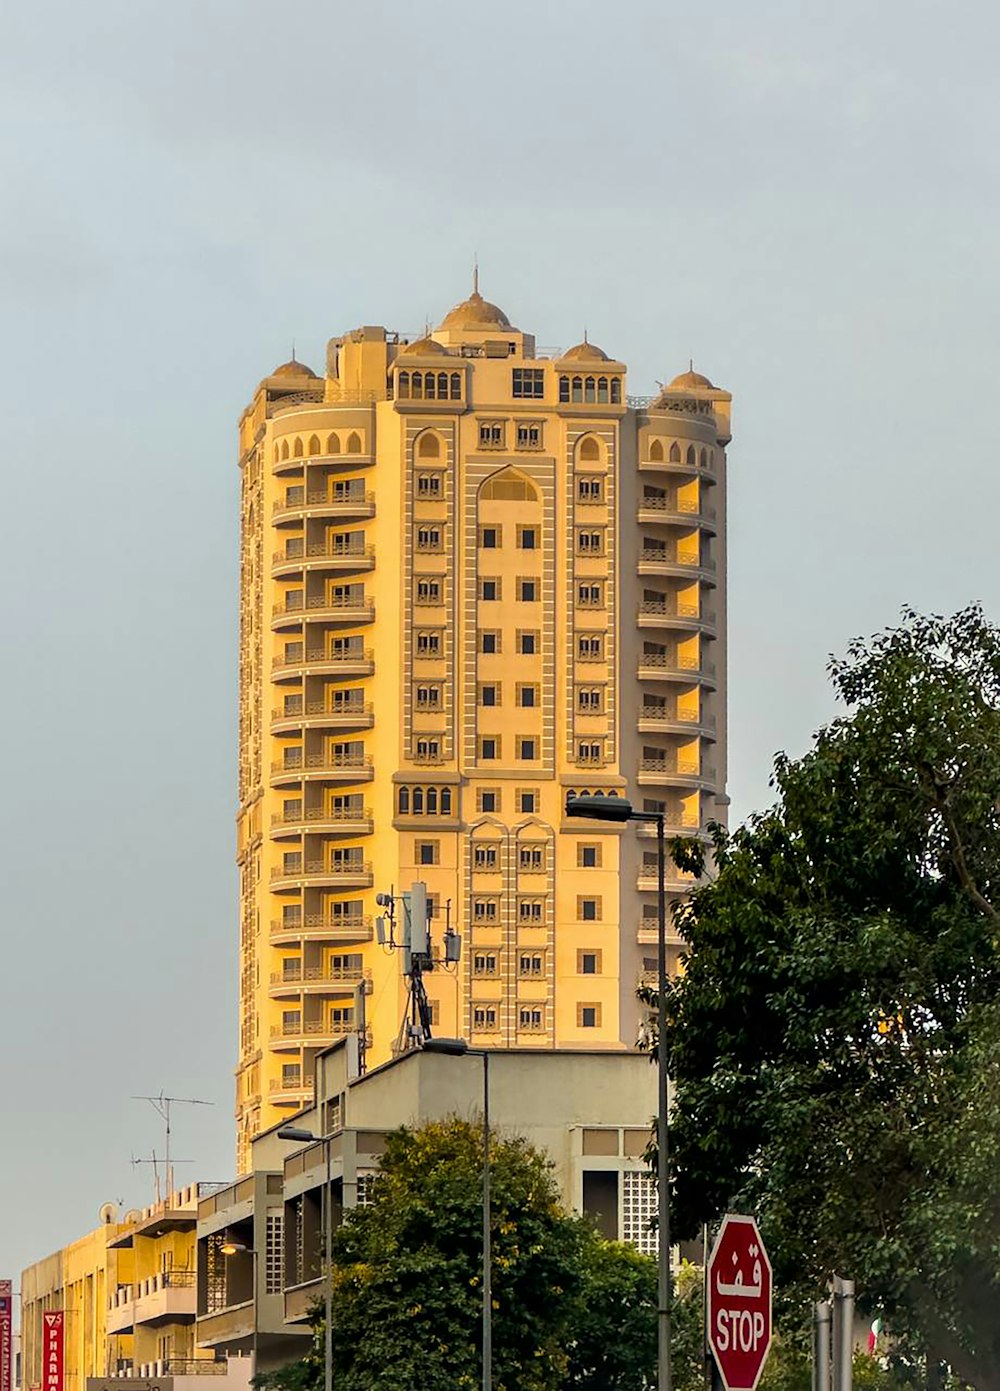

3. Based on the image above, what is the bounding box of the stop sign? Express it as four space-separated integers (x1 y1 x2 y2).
707 1214 773 1391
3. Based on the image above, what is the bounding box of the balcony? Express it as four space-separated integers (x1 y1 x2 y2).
269 964 371 998
271 701 375 734
269 1018 359 1051
272 543 376 579
637 757 717 788
637 653 717 687
270 805 373 838
271 646 375 681
270 754 374 787
637 704 717 738
269 1076 314 1104
271 596 375 631
637 544 716 582
637 600 717 633
637 495 718 532
639 450 717 480
107 1271 197 1333
272 491 375 524
270 913 375 945
636 869 699 894
269 861 374 892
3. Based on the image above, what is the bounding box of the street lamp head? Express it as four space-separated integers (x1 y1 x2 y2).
421 1037 470 1057
565 793 634 823
277 1126 318 1142
220 1238 250 1256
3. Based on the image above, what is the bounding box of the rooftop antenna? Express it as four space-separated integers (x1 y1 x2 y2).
132 1093 213 1205
130 1151 194 1205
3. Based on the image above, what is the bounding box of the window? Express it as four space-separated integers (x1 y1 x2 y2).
517 736 536 761
479 578 500 601
517 526 537 549
517 684 538 708
479 683 500 707
398 786 453 817
474 1004 499 1031
414 737 440 762
611 378 622 404
519 845 544 872
477 788 500 814
472 897 499 921
416 630 442 657
578 635 603 661
479 422 504 449
516 422 542 449
480 737 499 760
519 951 544 977
416 471 442 498
576 529 605 554
512 368 544 399
518 788 538 814
577 582 603 607
473 843 500 871
578 741 604 764
578 897 601 921
558 375 570 403
578 950 602 975
578 1004 601 1028
519 1006 545 1031
480 631 501 654
518 897 545 924
416 577 443 605
473 952 499 977
577 687 603 712
578 843 601 868
518 578 537 602
416 526 443 552
577 476 604 503
415 684 442 708
479 526 501 549
517 631 538 655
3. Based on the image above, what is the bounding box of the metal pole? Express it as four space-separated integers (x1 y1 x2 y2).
324 1137 332 1391
656 813 672 1391
482 1052 492 1391
832 1279 854 1391
813 1299 832 1391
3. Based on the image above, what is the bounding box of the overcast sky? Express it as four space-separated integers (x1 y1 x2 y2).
2 0 999 1290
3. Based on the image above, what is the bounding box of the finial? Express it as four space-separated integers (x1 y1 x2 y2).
291 340 297 363
584 326 589 344
689 357 693 372
473 255 479 295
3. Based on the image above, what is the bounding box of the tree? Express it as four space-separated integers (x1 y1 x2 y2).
663 605 1000 1389
259 1117 662 1391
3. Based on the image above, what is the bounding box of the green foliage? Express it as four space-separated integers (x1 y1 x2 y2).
662 606 1000 1391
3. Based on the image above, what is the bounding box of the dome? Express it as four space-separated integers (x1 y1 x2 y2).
667 367 715 391
271 358 318 379
439 290 512 331
560 340 610 363
399 336 449 357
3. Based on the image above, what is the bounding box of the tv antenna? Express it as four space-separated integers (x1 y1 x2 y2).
130 1150 194 1205
132 1093 213 1204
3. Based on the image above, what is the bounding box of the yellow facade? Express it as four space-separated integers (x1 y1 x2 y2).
234 287 732 1166
21 1222 122 1391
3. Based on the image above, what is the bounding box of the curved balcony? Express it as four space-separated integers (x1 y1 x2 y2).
637 544 716 584
636 871 699 894
271 701 374 734
272 647 374 682
637 704 717 740
637 495 718 533
637 757 717 789
271 543 376 580
270 754 374 788
637 653 717 688
272 491 376 525
270 805 373 839
270 913 375 945
639 450 717 481
637 600 717 634
269 861 374 892
268 1078 315 1105
273 448 375 476
271 596 374 631
269 1019 357 1052
269 965 371 999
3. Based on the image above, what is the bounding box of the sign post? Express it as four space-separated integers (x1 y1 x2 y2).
43 1312 63 1391
0 1281 11 1391
707 1214 773 1391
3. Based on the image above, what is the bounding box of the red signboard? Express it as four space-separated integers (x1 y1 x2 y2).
42 1312 63 1391
707 1214 773 1391
0 1280 11 1391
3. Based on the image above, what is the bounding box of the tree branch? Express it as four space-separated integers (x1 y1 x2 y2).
925 770 1000 926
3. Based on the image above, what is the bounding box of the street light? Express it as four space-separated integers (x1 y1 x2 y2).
421 1037 491 1391
277 1126 333 1391
565 792 672 1391
219 1237 257 1376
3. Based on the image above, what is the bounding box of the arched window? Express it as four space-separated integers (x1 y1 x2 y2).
412 372 423 400
426 787 438 814
273 443 280 464
686 445 696 466
398 787 410 814
326 433 341 454
584 376 596 403
610 378 621 404
480 467 539 501
412 787 424 814
437 373 449 399
398 372 410 399
669 441 681 462
346 432 361 454
649 439 664 462
450 372 462 400
417 432 441 459
308 434 320 456
293 437 304 458
597 376 609 403
571 376 583 403
441 788 452 815
578 436 600 463
280 440 290 461
699 447 707 468
425 373 436 400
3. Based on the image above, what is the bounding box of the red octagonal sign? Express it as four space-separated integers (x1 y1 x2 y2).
707 1214 773 1391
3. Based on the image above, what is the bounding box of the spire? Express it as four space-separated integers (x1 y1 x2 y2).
473 255 479 295
291 340 297 363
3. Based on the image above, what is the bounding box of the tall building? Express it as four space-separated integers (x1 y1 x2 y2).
235 284 732 1166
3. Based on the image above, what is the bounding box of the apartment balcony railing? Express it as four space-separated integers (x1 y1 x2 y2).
270 805 373 835
271 596 375 628
637 757 717 785
269 861 374 890
637 495 717 527
271 964 369 986
271 701 375 731
272 646 374 679
269 1019 358 1045
271 753 374 784
638 545 716 576
638 450 717 479
269 1076 313 1095
270 912 375 942
637 600 717 629
637 653 717 683
273 491 375 522
272 543 376 577
638 704 717 734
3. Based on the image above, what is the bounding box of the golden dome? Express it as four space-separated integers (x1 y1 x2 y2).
560 340 610 363
399 336 449 357
271 358 317 379
439 290 512 331
667 367 715 390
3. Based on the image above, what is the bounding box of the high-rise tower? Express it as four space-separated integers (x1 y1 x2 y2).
234 288 732 1168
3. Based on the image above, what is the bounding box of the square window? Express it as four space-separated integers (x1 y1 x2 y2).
517 631 538 655
578 951 601 975
518 789 538 814
512 368 544 399
480 737 499 760
518 737 537 761
480 631 500 654
479 526 501 549
479 578 500 601
578 897 601 921
578 1004 601 1028
518 579 537 602
477 788 500 814
517 684 538 708
416 841 439 866
578 844 601 868
517 526 537 550
480 684 500 708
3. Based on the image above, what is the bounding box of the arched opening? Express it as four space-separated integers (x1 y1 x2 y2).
346 432 361 454
426 787 438 815
610 378 621 404
584 376 596 403
273 443 280 464
437 372 449 399
700 447 708 468
398 787 410 814
559 376 570 403
398 371 410 399
326 433 341 454
649 439 664 462
308 434 320 456
578 436 601 463
441 788 452 815
686 445 696 466
425 373 436 400
293 437 304 458
417 431 442 459
280 440 290 461
669 441 681 462
412 372 423 400
480 467 539 502
597 376 609 403
571 376 583 403
450 372 462 400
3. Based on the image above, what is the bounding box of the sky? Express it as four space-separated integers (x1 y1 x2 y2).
3 0 1000 1291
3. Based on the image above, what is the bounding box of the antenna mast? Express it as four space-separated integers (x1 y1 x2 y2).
132 1093 213 1204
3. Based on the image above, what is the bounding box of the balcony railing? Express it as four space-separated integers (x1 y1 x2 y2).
272 596 375 622
272 646 374 673
638 757 716 780
638 653 716 677
271 965 369 986
273 543 375 567
272 753 373 776
272 701 374 724
638 545 716 573
273 491 375 518
639 704 717 730
270 1020 357 1039
270 861 373 883
637 495 717 521
270 806 373 830
271 913 374 939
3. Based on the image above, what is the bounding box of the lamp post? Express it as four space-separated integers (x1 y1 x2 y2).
278 1126 333 1391
566 792 672 1391
219 1239 257 1377
421 1038 491 1391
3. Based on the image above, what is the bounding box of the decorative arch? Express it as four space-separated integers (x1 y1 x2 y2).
326 433 341 454
699 447 708 468
669 441 681 462
479 466 539 502
648 438 664 462
307 434 320 455
416 430 442 460
293 437 304 458
346 432 362 454
577 434 602 464
273 443 281 463
280 440 290 461
686 445 696 466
